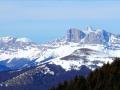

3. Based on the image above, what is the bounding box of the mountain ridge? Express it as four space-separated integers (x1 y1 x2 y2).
0 26 120 90
0 26 120 71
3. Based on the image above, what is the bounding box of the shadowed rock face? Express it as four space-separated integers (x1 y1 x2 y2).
83 30 110 44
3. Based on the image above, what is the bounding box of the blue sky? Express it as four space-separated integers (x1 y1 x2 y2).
0 0 120 43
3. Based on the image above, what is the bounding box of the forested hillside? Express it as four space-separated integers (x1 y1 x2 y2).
50 58 120 90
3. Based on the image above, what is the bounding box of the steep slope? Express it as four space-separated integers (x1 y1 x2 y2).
83 29 110 44
50 58 120 90
0 64 91 90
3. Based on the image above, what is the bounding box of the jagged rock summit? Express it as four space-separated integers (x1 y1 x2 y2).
66 26 114 44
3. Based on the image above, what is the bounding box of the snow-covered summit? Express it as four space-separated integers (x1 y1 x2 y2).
0 36 16 43
16 37 32 43
0 36 36 50
0 26 120 72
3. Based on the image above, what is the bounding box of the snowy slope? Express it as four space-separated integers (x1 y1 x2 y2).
0 27 120 72
46 44 113 71
0 27 120 90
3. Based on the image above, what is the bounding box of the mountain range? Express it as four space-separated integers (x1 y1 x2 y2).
0 26 120 90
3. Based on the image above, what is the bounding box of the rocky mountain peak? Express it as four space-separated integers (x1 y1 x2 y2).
66 28 85 42
85 26 94 32
65 26 117 44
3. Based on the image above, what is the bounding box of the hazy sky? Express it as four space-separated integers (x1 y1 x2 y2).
0 0 120 43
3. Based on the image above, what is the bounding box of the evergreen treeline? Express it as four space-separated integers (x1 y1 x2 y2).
50 58 120 90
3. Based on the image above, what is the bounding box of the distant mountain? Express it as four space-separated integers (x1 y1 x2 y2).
66 28 85 42
66 26 116 44
0 26 120 90
0 36 43 70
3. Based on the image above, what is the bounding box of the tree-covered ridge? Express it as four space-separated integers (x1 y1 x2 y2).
50 58 120 90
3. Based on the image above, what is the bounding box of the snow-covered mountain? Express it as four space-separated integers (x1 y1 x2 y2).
0 26 120 90
0 36 43 70
0 26 120 71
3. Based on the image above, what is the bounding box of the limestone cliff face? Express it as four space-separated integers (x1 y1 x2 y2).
66 28 85 42
66 26 114 44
